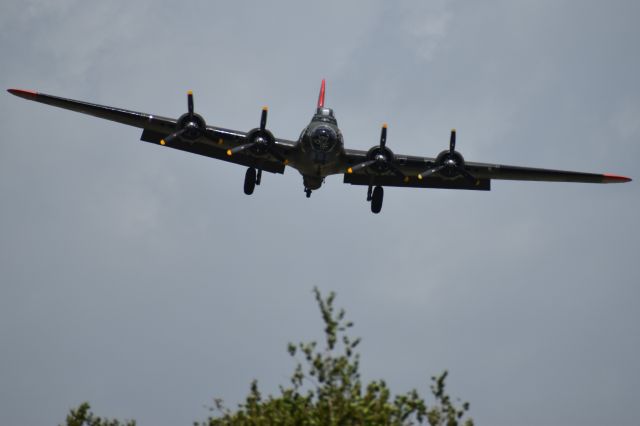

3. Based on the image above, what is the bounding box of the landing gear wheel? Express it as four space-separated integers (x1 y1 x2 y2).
305 188 312 198
244 167 256 195
371 185 383 214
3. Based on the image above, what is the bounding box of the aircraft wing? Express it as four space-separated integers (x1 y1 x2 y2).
342 148 630 190
8 89 295 174
466 161 630 183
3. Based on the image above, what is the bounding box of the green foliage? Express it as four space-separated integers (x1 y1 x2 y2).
60 402 135 426
62 288 472 425
198 288 473 426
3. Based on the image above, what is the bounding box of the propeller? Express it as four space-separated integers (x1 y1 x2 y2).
418 129 477 183
226 107 286 163
450 127 456 151
160 91 206 145
347 124 405 178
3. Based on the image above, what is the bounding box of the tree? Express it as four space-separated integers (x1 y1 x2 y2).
60 402 135 426
62 288 472 426
197 288 473 426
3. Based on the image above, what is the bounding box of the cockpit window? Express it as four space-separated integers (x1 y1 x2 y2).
319 107 333 117
313 107 337 125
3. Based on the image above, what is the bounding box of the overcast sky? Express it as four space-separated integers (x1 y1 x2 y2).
1 1 638 425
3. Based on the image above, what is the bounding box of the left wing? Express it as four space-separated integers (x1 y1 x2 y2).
8 89 295 174
343 128 630 189
342 148 492 190
467 161 631 184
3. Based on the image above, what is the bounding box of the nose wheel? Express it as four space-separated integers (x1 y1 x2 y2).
305 188 312 198
370 185 383 214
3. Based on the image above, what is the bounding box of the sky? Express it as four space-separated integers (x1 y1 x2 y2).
1 1 638 425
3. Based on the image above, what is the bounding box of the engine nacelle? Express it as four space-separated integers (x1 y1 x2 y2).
435 149 466 178
245 127 276 156
175 112 206 140
365 145 395 174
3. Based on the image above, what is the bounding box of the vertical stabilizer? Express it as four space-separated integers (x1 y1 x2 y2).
317 79 326 108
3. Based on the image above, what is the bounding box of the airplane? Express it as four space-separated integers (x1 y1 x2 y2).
8 80 631 213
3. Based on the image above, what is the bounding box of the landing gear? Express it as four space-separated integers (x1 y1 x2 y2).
244 167 256 195
305 188 312 198
255 169 262 186
367 184 373 201
370 185 383 214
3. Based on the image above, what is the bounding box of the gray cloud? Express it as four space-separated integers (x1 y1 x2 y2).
1 1 638 425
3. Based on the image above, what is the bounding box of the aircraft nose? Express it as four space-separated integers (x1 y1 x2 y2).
310 126 336 152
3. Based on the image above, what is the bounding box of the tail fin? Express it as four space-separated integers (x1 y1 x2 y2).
317 79 326 108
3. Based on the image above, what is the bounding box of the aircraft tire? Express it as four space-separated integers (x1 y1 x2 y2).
371 185 383 214
244 167 256 195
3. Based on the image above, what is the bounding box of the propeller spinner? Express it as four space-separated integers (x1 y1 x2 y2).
347 124 406 179
160 91 206 145
226 107 286 163
418 129 477 183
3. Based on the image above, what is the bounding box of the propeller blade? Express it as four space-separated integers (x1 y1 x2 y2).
227 142 256 156
450 129 456 153
347 160 376 174
160 128 187 145
418 164 445 180
260 107 268 131
187 91 194 117
380 124 388 149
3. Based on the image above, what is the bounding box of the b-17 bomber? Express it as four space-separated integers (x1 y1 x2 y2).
8 80 631 213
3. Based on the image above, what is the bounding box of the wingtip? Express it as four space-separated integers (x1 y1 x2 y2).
8 88 38 99
602 173 632 183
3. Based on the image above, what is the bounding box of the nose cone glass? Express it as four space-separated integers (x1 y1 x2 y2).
310 126 336 152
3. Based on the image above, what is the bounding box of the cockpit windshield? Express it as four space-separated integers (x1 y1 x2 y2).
313 107 337 124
